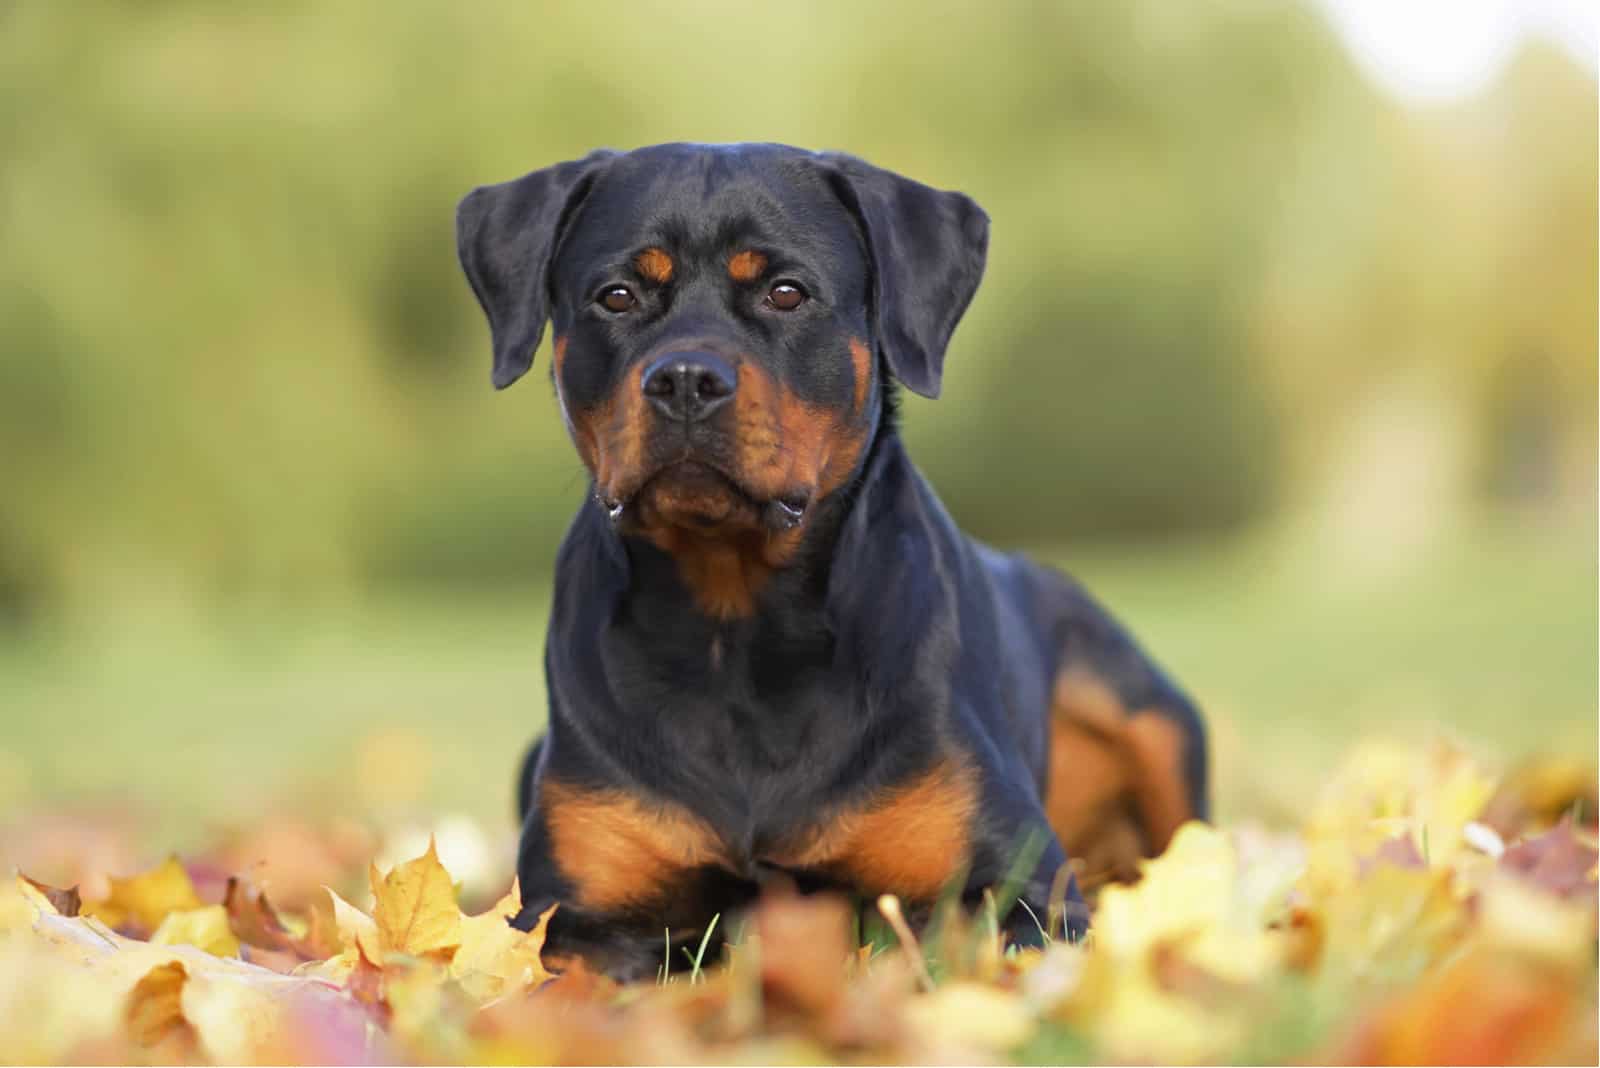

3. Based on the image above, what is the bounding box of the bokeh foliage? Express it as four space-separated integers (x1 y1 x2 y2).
0 2 1593 627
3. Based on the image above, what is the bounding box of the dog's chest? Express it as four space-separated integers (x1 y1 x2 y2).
598 608 867 827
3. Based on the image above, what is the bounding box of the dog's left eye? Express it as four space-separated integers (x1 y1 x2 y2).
597 286 637 313
765 281 807 311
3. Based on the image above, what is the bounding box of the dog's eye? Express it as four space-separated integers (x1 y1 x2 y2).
765 281 807 311
597 286 637 313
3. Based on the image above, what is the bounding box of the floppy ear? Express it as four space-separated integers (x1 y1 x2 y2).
456 150 616 390
822 154 989 399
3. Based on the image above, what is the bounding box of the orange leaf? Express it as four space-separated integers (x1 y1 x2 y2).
124 960 199 1058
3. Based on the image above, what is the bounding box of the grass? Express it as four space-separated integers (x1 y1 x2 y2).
0 519 1592 849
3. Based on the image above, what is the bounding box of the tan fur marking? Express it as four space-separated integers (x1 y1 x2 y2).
590 363 648 498
634 247 674 284
735 362 867 503
775 762 977 903
641 525 799 620
727 250 767 283
1123 713 1191 853
1044 671 1195 888
848 337 872 416
1046 724 1144 888
581 354 869 621
542 781 727 913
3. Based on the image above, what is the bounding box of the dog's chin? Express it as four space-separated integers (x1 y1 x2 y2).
632 461 765 535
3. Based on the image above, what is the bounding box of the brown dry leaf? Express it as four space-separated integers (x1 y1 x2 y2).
224 876 294 949
294 884 382 983
369 838 460 960
450 880 554 1000
346 940 389 1021
18 874 82 918
1481 756 1598 837
125 960 200 1058
756 891 855 1018
84 856 204 935
299 886 345 960
1500 817 1600 900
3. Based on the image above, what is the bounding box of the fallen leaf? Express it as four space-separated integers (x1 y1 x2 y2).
124 960 200 1057
1340 944 1591 1065
450 880 553 1000
1477 871 1596 969
328 884 381 960
369 838 460 959
756 891 855 1017
18 874 81 918
150 905 241 958
903 979 1037 1052
85 856 203 935
1500 817 1600 900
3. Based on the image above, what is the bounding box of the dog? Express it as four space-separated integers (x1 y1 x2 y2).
455 143 1208 979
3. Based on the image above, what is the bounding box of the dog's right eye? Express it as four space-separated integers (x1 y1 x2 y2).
597 286 637 313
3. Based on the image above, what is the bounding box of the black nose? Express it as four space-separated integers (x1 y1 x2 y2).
640 352 737 422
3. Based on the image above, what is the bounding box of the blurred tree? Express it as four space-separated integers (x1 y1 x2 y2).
0 2 1592 626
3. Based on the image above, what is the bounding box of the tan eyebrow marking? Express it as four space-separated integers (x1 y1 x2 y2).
634 247 674 284
727 250 768 283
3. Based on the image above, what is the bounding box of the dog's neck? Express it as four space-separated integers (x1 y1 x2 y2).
553 425 941 708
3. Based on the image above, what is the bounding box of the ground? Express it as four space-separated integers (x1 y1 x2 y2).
0 522 1594 1063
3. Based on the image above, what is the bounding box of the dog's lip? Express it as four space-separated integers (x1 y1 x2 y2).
604 461 813 531
641 459 754 504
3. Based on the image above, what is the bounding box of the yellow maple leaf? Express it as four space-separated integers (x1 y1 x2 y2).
149 905 241 958
295 884 382 983
1065 823 1301 1063
1305 739 1496 871
83 856 203 934
369 838 460 959
1315 862 1468 987
1095 822 1290 984
328 884 382 959
450 881 554 1000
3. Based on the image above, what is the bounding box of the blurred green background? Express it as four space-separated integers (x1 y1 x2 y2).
1 3 1594 853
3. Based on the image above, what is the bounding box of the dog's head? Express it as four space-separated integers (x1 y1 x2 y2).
456 143 987 543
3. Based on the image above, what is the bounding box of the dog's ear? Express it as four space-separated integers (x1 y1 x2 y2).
821 154 989 399
456 150 616 390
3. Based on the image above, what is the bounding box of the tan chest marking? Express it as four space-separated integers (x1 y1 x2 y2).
542 780 728 913
773 761 978 903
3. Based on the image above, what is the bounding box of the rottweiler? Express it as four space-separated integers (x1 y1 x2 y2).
455 142 1208 979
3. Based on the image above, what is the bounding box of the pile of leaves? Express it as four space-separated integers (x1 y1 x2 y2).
2 740 1595 1065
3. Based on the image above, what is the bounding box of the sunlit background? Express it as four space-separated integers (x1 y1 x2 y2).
1 2 1594 891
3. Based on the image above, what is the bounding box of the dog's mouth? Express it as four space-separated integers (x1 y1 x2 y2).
601 461 809 535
